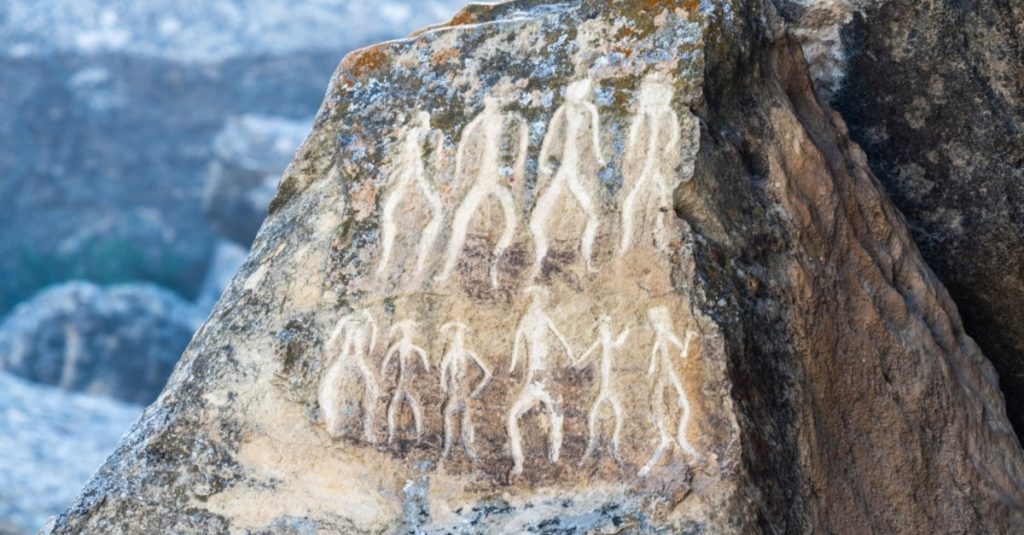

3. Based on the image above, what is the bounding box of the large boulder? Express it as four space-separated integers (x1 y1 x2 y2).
203 115 311 247
0 371 140 535
780 0 1024 436
0 0 468 314
0 282 201 404
48 1 1024 533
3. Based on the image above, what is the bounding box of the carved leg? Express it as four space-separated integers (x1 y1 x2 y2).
491 187 520 288
527 180 563 280
377 184 407 277
567 175 600 272
507 388 539 476
437 185 484 282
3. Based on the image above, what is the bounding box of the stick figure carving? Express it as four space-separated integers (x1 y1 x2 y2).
438 321 492 461
529 79 607 279
573 315 630 465
380 320 431 444
437 96 529 288
377 111 445 281
619 75 682 255
319 310 380 444
507 287 574 476
639 306 701 477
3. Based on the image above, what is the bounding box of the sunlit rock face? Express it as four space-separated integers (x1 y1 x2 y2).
49 1 1024 533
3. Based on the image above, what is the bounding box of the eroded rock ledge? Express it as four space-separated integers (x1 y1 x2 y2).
50 1 1024 533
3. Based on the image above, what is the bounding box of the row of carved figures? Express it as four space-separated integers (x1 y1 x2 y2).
318 288 701 477
376 74 684 288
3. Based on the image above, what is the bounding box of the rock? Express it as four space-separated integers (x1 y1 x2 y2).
195 241 249 313
0 282 201 404
203 115 311 247
780 0 1024 437
0 371 140 535
0 0 469 314
49 1 1024 533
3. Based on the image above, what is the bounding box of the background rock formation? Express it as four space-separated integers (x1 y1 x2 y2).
48 1 1024 533
781 0 1024 437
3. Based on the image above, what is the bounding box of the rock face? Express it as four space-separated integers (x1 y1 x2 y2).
50 1 1024 533
0 0 468 314
781 0 1024 437
0 282 201 404
0 371 140 535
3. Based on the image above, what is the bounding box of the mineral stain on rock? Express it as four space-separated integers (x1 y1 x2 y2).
47 1 1024 533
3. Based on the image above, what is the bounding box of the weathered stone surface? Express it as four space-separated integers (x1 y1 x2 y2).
49 1 1024 533
203 115 310 247
0 0 467 313
781 0 1024 437
0 371 140 535
0 282 201 404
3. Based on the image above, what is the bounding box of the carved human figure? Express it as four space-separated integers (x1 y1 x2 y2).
319 310 380 444
639 306 700 477
438 321 492 461
437 96 529 287
507 287 574 476
380 320 432 444
377 111 445 281
619 75 682 255
528 79 607 279
572 315 630 465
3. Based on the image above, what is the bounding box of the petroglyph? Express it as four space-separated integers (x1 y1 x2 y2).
437 96 529 288
438 321 492 461
573 315 630 465
381 320 431 444
507 287 574 476
319 310 380 444
377 111 445 282
620 75 682 255
529 79 607 279
639 306 700 477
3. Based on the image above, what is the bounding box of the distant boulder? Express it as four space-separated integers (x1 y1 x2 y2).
203 115 310 247
0 281 200 404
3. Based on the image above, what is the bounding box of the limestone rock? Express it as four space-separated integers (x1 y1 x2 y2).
781 0 1024 437
0 281 201 404
49 1 1024 533
0 371 140 535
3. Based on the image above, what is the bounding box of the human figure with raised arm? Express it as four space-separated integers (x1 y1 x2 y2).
506 287 574 476
573 314 630 465
377 111 445 282
639 306 701 477
319 310 380 444
619 75 682 255
380 319 431 444
528 79 607 280
437 95 529 288
438 321 492 461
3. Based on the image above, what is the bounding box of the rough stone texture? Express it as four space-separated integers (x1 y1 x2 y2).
204 115 310 247
0 282 201 404
0 0 467 314
49 1 1024 533
780 0 1024 437
0 371 140 535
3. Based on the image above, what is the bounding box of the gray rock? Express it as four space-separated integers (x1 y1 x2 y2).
0 281 201 404
0 371 140 535
780 0 1024 437
47 1 1024 533
0 0 469 314
204 115 311 247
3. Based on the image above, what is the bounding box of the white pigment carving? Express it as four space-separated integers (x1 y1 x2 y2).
507 287 574 476
438 321 492 461
573 315 630 465
380 319 431 444
319 310 380 444
529 79 607 279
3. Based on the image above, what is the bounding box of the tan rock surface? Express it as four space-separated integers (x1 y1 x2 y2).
49 1 1024 533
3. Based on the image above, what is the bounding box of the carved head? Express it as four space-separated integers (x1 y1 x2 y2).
414 110 431 129
440 321 467 337
565 79 593 103
389 319 417 338
483 96 502 114
524 285 549 306
639 74 674 109
647 306 673 329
